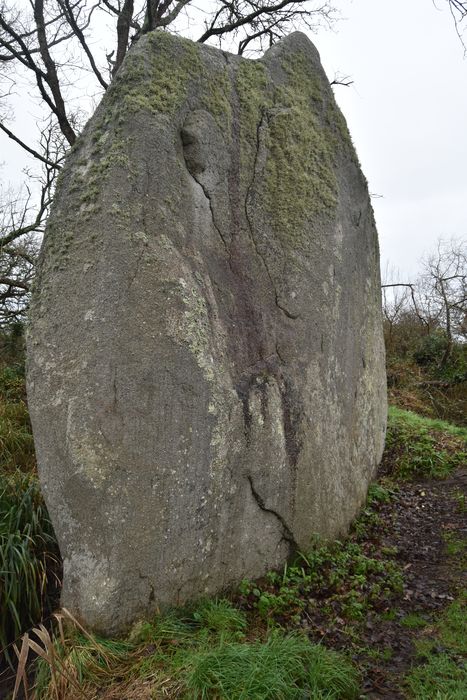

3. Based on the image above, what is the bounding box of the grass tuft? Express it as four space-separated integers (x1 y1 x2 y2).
0 470 59 665
0 363 35 473
381 406 467 480
173 632 359 700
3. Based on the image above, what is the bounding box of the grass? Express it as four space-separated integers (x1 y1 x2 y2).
406 653 467 699
29 602 360 700
381 406 467 480
405 594 467 698
181 634 359 700
0 363 36 473
400 613 429 629
443 531 467 568
0 469 60 665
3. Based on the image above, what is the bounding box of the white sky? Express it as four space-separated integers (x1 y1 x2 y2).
316 0 467 279
1 0 466 280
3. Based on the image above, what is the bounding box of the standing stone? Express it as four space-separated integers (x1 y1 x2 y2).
27 30 387 634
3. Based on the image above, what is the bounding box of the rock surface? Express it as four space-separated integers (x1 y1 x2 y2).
27 30 387 634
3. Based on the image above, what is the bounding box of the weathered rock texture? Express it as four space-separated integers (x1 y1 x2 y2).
27 30 387 634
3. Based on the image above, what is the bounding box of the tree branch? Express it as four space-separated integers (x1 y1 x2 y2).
0 121 62 170
58 0 109 89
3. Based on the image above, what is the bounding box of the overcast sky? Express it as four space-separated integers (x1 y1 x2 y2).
315 0 467 279
1 0 466 280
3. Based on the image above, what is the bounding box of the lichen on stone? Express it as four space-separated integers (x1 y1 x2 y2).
111 31 202 117
168 280 215 383
236 59 271 176
263 49 339 249
201 66 233 134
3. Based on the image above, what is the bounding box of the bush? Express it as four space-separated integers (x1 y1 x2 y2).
412 331 448 367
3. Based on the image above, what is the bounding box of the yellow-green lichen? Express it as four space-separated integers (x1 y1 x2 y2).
109 32 233 133
236 60 271 174
168 281 215 382
69 132 133 213
112 31 203 117
201 67 233 134
264 49 339 248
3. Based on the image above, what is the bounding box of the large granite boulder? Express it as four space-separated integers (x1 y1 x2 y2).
27 30 387 634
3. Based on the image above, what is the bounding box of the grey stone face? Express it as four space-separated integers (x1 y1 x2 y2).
26 30 387 634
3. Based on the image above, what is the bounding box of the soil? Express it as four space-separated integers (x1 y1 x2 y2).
325 466 466 699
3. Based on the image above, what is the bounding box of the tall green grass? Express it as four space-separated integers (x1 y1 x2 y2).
0 469 59 663
181 633 360 700
382 407 467 480
0 363 36 473
31 601 360 700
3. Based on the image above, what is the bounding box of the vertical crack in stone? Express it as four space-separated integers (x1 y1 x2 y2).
180 130 231 262
247 474 297 551
244 110 300 320
191 172 231 257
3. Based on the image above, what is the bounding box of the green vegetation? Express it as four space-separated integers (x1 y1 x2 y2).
0 362 35 473
400 613 429 629
405 594 467 698
0 469 59 664
32 603 359 700
385 322 467 427
406 654 467 699
382 406 467 480
443 530 467 566
238 535 403 625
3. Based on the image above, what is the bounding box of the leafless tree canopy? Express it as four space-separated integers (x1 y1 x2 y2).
0 1 338 147
445 0 467 51
382 239 467 368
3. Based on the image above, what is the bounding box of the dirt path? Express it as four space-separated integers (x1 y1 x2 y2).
356 467 466 698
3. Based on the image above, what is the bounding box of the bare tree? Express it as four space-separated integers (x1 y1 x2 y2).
0 191 41 328
421 239 467 366
445 0 467 51
1 1 338 151
381 264 412 350
383 238 467 369
0 118 63 327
